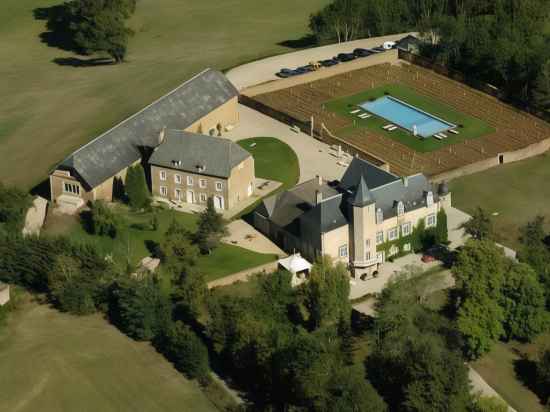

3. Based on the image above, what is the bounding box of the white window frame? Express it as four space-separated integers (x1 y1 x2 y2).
159 170 167 181
339 245 348 258
401 222 412 237
403 243 411 252
426 191 434 207
174 174 182 184
376 208 383 224
187 176 194 186
389 244 399 256
199 193 207 203
160 186 168 197
199 179 207 189
365 251 371 261
63 182 80 195
366 239 370 248
215 181 223 192
388 227 398 241
397 201 405 216
376 231 384 245
174 189 182 200
426 213 437 228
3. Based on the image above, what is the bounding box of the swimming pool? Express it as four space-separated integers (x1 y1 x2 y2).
359 96 455 138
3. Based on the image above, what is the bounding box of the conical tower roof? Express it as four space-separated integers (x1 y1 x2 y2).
350 175 375 207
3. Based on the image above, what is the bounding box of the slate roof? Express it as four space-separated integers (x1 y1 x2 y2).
148 130 251 179
340 157 400 191
57 69 238 189
349 175 374 207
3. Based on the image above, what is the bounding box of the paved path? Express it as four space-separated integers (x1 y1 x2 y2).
227 33 416 91
224 104 350 183
223 220 285 256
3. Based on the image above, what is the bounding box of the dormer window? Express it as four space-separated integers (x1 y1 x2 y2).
376 208 383 224
426 191 434 207
397 201 405 216
172 160 182 167
196 165 206 173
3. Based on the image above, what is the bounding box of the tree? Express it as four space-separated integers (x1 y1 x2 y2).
159 219 199 273
303 256 351 330
435 208 448 244
460 207 493 241
309 0 364 44
471 395 509 412
67 0 136 63
195 197 227 254
171 268 207 322
531 59 550 111
0 184 32 233
88 200 120 238
109 277 172 341
125 164 151 210
501 263 548 342
538 348 550 403
154 321 210 383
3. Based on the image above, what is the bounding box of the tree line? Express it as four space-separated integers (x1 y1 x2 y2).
309 0 550 112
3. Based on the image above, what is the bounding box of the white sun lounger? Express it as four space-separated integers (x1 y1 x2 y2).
382 124 394 130
388 126 398 131
439 133 448 138
358 113 370 119
350 109 361 114
434 134 443 140
449 129 459 135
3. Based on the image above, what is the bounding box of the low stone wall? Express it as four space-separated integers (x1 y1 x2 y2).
242 49 399 97
207 261 280 289
432 137 550 182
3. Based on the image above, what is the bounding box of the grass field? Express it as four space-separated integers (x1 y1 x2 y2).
0 299 217 412
0 0 328 190
449 153 550 250
325 84 494 152
43 206 277 281
472 333 550 412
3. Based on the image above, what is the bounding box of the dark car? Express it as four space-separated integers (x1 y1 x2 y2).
353 48 371 57
371 46 386 52
280 68 294 74
276 68 297 78
294 66 310 75
298 65 315 72
319 58 339 67
335 53 356 62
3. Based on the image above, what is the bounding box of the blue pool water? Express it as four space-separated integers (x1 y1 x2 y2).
359 96 455 138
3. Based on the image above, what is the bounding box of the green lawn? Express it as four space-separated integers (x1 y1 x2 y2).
0 0 328 190
0 299 218 412
43 205 277 282
238 137 300 192
325 84 495 152
449 153 550 250
472 334 550 412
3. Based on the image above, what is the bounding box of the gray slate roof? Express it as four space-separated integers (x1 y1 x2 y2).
148 130 251 179
340 157 400 191
350 175 374 207
58 69 238 189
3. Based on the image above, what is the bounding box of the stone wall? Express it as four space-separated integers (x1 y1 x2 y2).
207 261 280 289
0 283 10 306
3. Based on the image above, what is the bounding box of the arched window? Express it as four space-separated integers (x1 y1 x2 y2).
426 191 434 207
376 208 383 224
397 201 405 216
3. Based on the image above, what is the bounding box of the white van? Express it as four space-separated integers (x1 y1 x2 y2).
383 41 396 50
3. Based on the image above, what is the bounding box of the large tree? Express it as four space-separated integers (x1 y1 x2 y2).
0 184 32 233
460 207 494 241
125 164 151 211
195 197 227 254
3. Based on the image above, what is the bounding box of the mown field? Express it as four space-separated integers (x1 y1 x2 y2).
0 0 329 190
0 299 217 412
449 153 550 250
326 83 494 152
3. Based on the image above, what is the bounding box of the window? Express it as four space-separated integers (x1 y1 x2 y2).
215 182 223 192
199 179 207 188
174 189 182 200
339 245 348 258
159 170 166 181
160 186 168 197
63 182 80 195
403 243 411 252
401 222 412 236
366 239 370 248
365 251 371 261
376 231 384 245
388 227 398 241
174 174 182 184
426 213 436 228
199 193 207 203
389 245 399 256
426 191 434 207
397 201 405 216
376 208 383 224
187 176 194 186
377 252 385 263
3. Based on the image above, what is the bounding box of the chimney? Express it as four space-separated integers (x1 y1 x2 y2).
315 190 323 205
158 127 166 145
403 176 408 187
316 175 323 186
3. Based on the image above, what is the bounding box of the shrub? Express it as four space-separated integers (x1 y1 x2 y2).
88 200 120 238
155 321 210 383
125 164 151 210
0 183 32 233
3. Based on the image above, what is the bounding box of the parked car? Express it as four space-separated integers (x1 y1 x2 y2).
319 58 339 67
335 53 356 62
294 66 311 75
383 41 397 50
276 68 296 78
372 46 386 52
280 68 294 74
353 48 371 57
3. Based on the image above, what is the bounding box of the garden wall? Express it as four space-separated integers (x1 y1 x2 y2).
207 261 280 289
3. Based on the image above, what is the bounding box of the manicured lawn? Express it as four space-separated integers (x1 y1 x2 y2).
325 84 495 152
43 205 277 281
237 137 300 192
449 153 550 250
472 333 550 412
0 300 217 412
0 0 328 190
